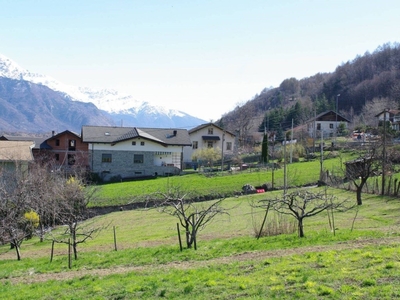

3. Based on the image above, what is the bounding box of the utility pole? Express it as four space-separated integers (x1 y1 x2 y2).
382 109 387 195
320 130 324 181
335 94 340 147
284 135 287 195
313 108 316 153
290 118 294 164
221 131 225 172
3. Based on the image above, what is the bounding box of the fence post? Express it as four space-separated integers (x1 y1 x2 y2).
113 226 117 251
176 223 182 251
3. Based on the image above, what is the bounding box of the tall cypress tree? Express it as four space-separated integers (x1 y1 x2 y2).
261 133 269 163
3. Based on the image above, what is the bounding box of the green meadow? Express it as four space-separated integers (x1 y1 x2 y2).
1 153 400 299
94 151 350 207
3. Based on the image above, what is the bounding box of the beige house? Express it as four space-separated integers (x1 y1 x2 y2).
306 110 350 138
183 123 236 166
0 140 34 173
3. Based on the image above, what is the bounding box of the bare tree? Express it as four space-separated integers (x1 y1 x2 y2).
257 189 351 238
232 102 256 149
355 97 397 128
155 187 227 249
47 173 98 260
27 161 61 242
0 166 35 260
344 142 382 205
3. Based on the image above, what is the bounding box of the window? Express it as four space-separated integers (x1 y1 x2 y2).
317 123 321 130
329 123 334 129
55 154 59 161
68 139 76 151
132 141 136 146
140 141 145 146
102 153 112 163
207 141 213 148
55 139 60 146
134 154 144 163
208 128 213 134
192 141 198 149
226 142 232 151
68 154 75 165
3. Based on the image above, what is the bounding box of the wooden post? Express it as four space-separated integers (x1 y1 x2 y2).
50 240 55 263
351 208 359 232
192 215 197 250
257 202 270 240
330 198 336 236
68 238 71 269
176 223 182 251
113 226 117 251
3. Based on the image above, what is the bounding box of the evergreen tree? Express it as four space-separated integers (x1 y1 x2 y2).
261 133 268 163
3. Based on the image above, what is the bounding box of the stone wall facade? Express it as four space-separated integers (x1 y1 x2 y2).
90 150 180 181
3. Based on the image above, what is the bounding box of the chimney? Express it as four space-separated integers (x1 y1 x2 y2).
52 130 55 136
173 130 177 136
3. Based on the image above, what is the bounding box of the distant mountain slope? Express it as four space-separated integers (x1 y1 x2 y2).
0 53 206 132
219 42 400 137
0 77 114 133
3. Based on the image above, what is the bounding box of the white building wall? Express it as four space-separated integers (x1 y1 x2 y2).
183 125 235 163
89 140 183 166
308 121 348 138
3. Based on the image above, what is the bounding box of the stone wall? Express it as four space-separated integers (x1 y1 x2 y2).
90 150 180 181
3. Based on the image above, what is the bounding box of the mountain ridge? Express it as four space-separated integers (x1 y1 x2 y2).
0 53 206 133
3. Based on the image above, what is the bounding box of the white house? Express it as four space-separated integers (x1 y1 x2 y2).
183 123 236 166
375 109 400 131
81 126 191 181
306 110 351 138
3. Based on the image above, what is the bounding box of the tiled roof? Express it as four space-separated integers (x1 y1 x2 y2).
307 110 351 123
81 126 191 146
189 122 236 136
0 135 48 150
375 109 400 117
0 141 34 161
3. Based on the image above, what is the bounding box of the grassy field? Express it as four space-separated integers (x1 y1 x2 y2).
93 152 350 207
1 185 400 299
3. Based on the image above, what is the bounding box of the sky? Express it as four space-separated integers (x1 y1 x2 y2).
0 0 399 121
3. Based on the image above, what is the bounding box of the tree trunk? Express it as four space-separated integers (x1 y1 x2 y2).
298 218 305 238
184 221 191 248
70 223 78 260
12 239 21 261
356 188 363 205
39 222 44 242
356 179 367 205
73 243 78 260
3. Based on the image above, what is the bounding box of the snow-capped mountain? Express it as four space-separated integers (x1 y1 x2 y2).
0 53 205 129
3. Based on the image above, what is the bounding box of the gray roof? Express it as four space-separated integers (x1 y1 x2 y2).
81 126 191 146
189 122 236 136
0 141 34 161
0 135 48 150
307 110 351 123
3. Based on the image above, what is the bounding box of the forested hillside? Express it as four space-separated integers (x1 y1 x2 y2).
219 42 400 142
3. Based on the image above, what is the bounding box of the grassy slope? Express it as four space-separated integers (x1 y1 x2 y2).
1 186 400 299
94 153 343 207
2 152 400 299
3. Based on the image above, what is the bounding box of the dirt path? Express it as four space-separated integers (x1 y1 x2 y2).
3 236 400 285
